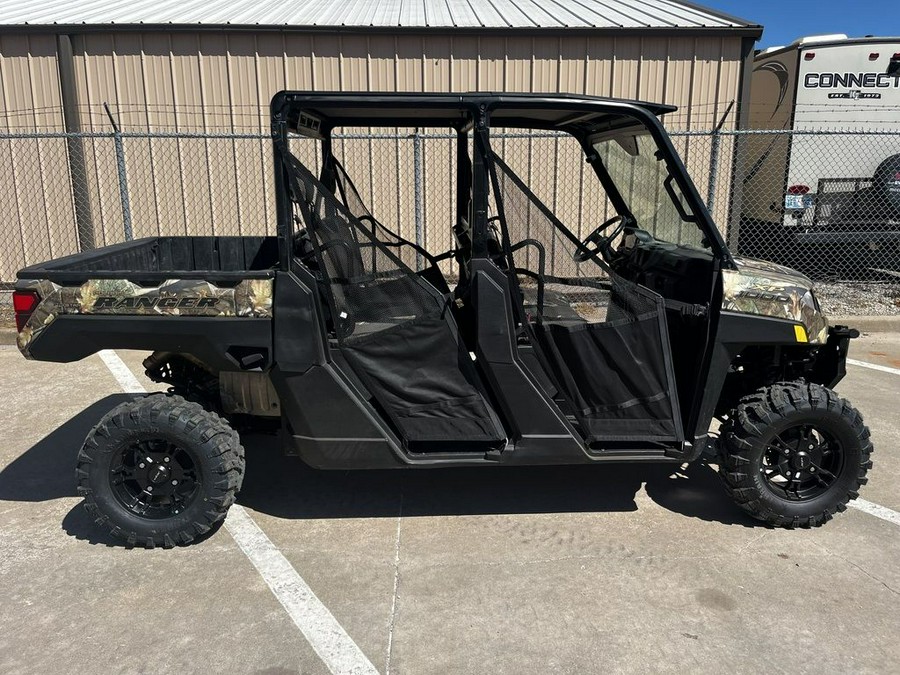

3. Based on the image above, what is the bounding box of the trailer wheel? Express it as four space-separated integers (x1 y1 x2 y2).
719 382 872 528
76 394 245 548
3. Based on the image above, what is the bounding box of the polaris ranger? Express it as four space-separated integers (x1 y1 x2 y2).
13 92 872 547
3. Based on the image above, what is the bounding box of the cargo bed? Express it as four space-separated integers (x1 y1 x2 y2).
17 236 279 283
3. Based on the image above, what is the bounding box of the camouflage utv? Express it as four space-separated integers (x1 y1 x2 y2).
13 92 872 547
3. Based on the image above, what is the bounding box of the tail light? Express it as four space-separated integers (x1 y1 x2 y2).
804 52 816 61
787 184 811 195
13 290 40 333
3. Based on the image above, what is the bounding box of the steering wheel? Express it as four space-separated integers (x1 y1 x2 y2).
573 215 628 263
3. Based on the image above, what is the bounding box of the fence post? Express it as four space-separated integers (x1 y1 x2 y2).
412 129 424 271
104 103 133 241
706 101 735 214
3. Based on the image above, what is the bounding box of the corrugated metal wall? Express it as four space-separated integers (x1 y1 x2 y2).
0 30 745 279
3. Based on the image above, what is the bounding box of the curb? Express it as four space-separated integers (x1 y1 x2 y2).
0 327 16 346
832 316 900 334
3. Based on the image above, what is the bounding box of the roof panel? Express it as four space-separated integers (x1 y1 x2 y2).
0 0 758 30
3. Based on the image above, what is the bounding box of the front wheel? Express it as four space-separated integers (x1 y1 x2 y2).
719 382 873 528
77 394 245 547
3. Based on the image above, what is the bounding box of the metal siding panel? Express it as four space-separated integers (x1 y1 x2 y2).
283 34 315 91
504 37 532 93
367 35 396 92
197 33 240 235
77 35 123 245
610 37 640 100
112 33 149 130
584 37 614 97
422 34 451 91
638 37 667 103
531 36 558 93
340 34 369 90
449 36 477 91
227 33 267 235
311 34 341 90
395 35 423 91
477 36 505 90
558 35 587 94
662 37 695 129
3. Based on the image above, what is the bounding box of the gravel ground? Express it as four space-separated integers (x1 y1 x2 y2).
0 300 12 329
815 282 900 317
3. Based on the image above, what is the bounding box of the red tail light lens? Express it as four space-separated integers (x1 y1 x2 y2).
13 290 40 332
787 184 811 195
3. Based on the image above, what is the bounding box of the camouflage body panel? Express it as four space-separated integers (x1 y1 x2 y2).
16 278 273 357
722 257 828 344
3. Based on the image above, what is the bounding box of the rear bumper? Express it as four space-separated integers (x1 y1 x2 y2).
811 325 860 388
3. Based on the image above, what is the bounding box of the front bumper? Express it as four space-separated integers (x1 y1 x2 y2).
811 325 860 388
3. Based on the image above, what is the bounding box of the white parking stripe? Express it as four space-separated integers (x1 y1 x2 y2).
847 358 900 377
96 349 378 675
224 506 379 675
98 349 146 393
848 498 900 527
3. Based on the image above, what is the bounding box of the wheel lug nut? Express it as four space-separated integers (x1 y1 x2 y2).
784 450 790 456
147 486 153 492
810 467 816 473
172 480 178 485
139 463 145 468
808 444 814 450
164 457 170 463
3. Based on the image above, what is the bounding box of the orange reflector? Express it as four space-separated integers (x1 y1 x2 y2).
794 325 808 343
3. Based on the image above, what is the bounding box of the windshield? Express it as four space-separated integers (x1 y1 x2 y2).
591 130 706 249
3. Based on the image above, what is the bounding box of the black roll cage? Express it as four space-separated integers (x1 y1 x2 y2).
270 91 734 272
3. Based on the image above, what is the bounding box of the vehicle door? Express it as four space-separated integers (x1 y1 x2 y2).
480 128 689 445
279 142 507 453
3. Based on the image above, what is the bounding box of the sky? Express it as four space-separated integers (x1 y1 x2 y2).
707 1 894 48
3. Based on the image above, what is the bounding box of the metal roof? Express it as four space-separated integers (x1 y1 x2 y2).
0 0 760 33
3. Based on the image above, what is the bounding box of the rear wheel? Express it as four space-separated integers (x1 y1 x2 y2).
720 382 872 528
77 394 244 547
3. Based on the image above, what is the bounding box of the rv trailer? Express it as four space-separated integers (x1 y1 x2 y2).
739 35 900 279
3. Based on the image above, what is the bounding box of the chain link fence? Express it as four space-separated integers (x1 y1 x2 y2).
2 124 899 315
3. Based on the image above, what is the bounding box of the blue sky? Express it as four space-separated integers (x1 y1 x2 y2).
708 1 893 48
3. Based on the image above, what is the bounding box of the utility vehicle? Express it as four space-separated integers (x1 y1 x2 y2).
14 92 872 547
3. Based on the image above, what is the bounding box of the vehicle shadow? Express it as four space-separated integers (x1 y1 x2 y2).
0 399 759 548
236 432 759 527
0 395 133 502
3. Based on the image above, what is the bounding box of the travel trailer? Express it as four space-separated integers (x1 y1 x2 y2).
739 35 900 277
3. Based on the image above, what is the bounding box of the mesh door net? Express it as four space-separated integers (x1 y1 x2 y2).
281 145 505 448
491 154 681 443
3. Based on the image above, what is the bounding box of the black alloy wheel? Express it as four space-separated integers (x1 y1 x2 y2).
109 438 202 520
759 424 844 502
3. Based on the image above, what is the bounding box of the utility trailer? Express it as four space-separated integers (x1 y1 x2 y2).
739 35 900 278
14 92 872 547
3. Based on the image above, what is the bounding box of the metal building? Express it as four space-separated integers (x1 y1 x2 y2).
0 0 761 282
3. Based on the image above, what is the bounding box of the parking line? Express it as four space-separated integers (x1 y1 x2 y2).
96 349 379 675
849 498 900 527
224 506 379 675
98 349 146 393
847 358 900 377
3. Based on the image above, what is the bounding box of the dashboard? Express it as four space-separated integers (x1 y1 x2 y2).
614 229 716 304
